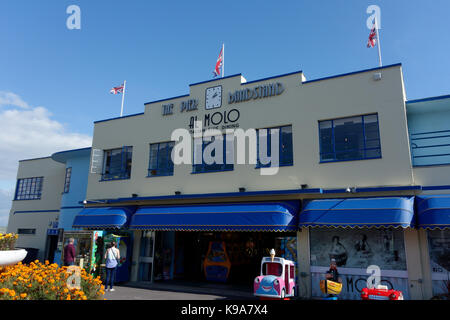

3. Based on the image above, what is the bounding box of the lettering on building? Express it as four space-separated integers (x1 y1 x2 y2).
228 82 284 104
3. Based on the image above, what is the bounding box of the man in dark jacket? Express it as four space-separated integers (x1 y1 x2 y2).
63 238 76 266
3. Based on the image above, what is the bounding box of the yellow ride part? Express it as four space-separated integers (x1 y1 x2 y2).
320 280 343 295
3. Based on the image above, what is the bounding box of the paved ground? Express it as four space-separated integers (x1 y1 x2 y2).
103 281 256 300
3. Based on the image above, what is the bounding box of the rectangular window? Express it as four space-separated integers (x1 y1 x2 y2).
14 177 43 200
192 135 234 173
319 113 381 162
17 228 36 235
102 146 133 180
148 141 175 177
63 167 72 193
256 125 293 168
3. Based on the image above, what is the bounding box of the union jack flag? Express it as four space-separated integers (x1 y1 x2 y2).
110 84 124 94
212 46 223 77
367 26 377 48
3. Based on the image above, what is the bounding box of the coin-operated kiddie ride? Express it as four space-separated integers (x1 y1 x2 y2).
361 285 404 300
204 241 231 282
254 249 296 300
319 279 343 300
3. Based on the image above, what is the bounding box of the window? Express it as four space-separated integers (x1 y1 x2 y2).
148 141 175 177
256 125 293 168
262 262 282 276
63 167 72 193
14 177 43 200
102 146 133 180
192 135 234 173
17 228 36 235
319 114 381 162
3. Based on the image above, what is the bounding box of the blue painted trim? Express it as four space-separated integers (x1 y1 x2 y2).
14 210 59 215
99 177 130 182
189 74 242 87
191 167 234 174
242 70 303 86
60 206 84 210
52 147 91 156
411 129 450 136
144 94 190 105
322 186 421 194
406 94 450 104
319 155 382 163
302 63 402 85
84 188 324 204
422 185 450 191
146 173 174 178
19 156 52 162
94 112 145 124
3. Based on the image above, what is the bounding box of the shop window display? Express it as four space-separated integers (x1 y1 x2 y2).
309 228 409 300
427 229 450 298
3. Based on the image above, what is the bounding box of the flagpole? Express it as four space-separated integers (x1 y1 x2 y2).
222 43 224 78
375 18 382 67
120 80 126 117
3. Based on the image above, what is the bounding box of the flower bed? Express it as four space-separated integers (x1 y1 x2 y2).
0 233 18 251
0 260 105 300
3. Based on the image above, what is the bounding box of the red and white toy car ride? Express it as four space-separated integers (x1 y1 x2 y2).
361 285 404 300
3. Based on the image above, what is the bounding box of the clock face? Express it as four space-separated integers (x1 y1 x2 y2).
205 86 222 110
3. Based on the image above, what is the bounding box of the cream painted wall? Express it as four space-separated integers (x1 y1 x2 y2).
413 166 450 191
86 65 414 200
7 157 65 261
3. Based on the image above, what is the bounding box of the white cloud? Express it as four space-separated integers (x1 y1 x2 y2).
0 91 30 109
0 92 92 226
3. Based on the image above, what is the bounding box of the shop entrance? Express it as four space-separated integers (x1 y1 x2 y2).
166 231 297 286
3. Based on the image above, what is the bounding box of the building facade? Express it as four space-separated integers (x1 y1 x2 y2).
7 63 450 299
7 157 65 262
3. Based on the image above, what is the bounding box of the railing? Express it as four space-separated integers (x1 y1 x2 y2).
410 129 450 166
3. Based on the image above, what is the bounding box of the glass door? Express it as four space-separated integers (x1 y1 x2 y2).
138 231 156 282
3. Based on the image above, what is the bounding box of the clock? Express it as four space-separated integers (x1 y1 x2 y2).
205 85 222 110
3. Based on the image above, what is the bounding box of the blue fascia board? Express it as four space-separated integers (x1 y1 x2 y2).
144 94 190 105
83 185 424 205
322 185 422 194
302 63 402 85
406 94 450 105
94 112 145 124
242 70 303 86
84 188 324 204
422 185 450 191
189 74 242 87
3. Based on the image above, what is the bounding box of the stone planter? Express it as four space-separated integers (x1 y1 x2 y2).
0 249 27 267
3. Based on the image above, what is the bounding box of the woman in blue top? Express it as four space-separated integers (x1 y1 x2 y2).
104 242 120 291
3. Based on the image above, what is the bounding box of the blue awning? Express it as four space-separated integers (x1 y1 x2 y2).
299 197 415 228
129 201 300 232
72 207 135 229
416 195 450 229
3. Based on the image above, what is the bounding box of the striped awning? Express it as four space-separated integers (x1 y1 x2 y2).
129 201 300 232
416 195 450 229
299 197 415 228
72 207 135 229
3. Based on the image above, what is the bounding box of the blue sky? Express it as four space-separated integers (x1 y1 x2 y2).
0 0 449 225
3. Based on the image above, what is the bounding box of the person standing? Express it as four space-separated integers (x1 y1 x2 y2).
63 238 76 266
104 241 120 292
324 258 342 299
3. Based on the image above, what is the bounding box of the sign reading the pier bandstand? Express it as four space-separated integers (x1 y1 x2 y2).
161 82 285 116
